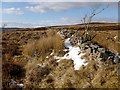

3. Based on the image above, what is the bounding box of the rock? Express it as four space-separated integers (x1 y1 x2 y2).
117 68 120 75
90 44 99 53
97 52 104 61
77 37 82 45
85 48 91 54
11 79 17 85
84 45 90 50
59 30 119 66
80 44 86 50
98 48 106 53
107 55 114 62
99 52 109 61
114 54 120 64
98 57 103 61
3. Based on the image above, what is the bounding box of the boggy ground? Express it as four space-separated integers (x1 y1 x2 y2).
2 23 120 88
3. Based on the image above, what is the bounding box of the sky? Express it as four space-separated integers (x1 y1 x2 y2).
0 1 119 28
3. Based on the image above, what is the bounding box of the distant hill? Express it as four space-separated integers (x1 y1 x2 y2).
1 22 119 31
46 22 119 31
0 28 22 30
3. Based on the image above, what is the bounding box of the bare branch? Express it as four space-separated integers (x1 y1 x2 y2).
85 4 109 32
81 4 109 42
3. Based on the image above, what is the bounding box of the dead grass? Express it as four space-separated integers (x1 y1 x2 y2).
2 24 119 88
24 56 58 88
92 31 119 53
22 40 36 57
46 29 57 37
78 61 118 88
77 30 119 54
22 30 64 58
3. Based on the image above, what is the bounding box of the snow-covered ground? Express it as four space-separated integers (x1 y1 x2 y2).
54 38 88 70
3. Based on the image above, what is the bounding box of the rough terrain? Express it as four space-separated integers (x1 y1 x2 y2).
2 23 120 88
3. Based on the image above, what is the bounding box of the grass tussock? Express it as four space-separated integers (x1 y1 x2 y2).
23 30 64 58
22 40 36 57
46 29 57 37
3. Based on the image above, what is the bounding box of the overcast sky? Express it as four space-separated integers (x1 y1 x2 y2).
0 1 119 28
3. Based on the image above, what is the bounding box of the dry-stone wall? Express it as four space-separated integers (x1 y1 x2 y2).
58 29 120 64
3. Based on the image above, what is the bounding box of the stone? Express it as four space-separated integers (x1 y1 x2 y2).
107 56 114 62
98 57 103 61
114 55 120 64
98 48 106 53
99 52 109 61
117 68 120 75
85 48 91 54
80 44 86 50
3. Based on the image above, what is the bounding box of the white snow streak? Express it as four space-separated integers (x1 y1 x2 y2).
64 38 72 49
54 38 87 70
16 84 24 88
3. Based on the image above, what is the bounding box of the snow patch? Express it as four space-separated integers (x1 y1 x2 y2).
64 38 72 49
54 38 88 70
16 84 24 88
114 36 118 39
46 56 49 58
63 49 69 52
54 55 70 61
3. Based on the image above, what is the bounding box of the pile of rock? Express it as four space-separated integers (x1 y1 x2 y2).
58 29 120 64
58 29 75 38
